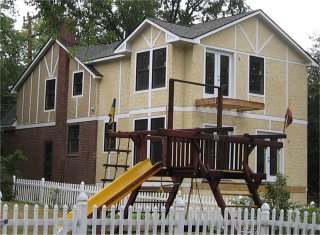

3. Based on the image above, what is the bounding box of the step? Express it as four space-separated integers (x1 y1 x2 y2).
221 192 253 196
101 178 114 182
103 164 129 168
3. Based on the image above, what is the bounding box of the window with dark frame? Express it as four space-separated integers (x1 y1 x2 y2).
104 122 117 151
136 48 166 91
45 79 56 110
136 51 150 91
152 48 166 89
249 56 264 95
68 125 79 154
73 72 83 96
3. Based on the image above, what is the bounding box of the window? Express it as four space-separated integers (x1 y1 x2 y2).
104 122 117 151
68 125 79 154
249 56 264 95
205 51 231 97
45 79 56 110
136 48 166 91
73 71 83 96
134 117 165 164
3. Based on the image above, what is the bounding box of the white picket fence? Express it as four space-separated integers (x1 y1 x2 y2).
1 189 320 235
12 176 238 210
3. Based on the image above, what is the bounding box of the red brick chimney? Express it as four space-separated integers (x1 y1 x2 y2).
59 23 75 46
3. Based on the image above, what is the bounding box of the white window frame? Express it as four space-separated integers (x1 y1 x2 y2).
255 129 284 182
248 55 265 97
72 70 84 98
134 46 168 93
204 48 234 98
132 115 166 164
44 77 57 112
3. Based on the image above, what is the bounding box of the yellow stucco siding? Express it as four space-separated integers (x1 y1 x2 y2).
265 59 286 117
201 26 235 50
259 34 286 60
288 64 307 120
235 53 248 100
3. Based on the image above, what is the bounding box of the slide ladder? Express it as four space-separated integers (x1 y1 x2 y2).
101 135 131 185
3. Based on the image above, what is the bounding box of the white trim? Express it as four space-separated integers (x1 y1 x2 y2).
36 62 41 123
44 56 51 77
52 56 59 77
67 117 98 124
152 30 162 47
21 82 25 124
257 33 274 54
72 70 84 98
234 24 237 50
118 61 122 114
28 72 33 124
16 122 56 130
50 46 53 76
56 40 102 79
11 39 54 93
285 46 289 106
142 34 152 48
88 74 92 117
238 23 256 53
200 44 310 66
84 54 125 64
44 77 57 112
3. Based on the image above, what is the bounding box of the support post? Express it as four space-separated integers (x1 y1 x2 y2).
39 178 45 204
168 79 174 129
217 87 223 128
12 175 16 200
174 191 185 235
260 203 270 234
76 182 88 234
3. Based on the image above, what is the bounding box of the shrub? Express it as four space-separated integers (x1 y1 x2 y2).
0 150 27 200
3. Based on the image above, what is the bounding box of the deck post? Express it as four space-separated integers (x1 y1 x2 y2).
217 87 223 128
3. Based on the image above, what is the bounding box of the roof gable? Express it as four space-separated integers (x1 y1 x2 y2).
11 39 103 93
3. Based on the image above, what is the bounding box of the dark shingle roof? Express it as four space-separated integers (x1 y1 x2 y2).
1 106 16 127
74 41 122 62
147 11 257 39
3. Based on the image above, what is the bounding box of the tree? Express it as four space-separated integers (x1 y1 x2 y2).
307 34 320 204
0 0 27 117
26 0 249 46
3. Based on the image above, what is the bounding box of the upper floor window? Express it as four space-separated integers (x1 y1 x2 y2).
68 125 80 155
104 122 117 151
73 71 83 97
249 56 264 95
136 48 166 91
45 78 56 111
134 117 165 164
205 51 232 97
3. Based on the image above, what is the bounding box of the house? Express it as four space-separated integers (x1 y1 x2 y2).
2 10 317 204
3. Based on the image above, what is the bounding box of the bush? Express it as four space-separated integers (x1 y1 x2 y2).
0 150 27 200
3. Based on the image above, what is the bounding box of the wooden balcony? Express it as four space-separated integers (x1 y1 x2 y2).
196 97 264 112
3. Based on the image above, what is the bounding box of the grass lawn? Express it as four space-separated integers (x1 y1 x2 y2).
0 200 65 234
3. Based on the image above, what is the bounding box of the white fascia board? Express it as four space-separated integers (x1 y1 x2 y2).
56 40 102 79
84 54 125 64
11 38 55 93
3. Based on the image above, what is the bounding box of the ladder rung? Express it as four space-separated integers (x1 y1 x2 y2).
222 192 252 196
105 149 131 153
103 164 129 168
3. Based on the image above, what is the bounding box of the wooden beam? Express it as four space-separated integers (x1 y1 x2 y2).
196 97 264 112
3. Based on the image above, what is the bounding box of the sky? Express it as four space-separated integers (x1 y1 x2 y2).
14 0 320 51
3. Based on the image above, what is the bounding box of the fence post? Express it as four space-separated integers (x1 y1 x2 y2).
39 178 45 204
174 191 185 234
12 175 16 198
76 181 88 234
260 203 270 234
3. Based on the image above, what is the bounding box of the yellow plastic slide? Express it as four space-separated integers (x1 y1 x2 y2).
68 159 162 218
